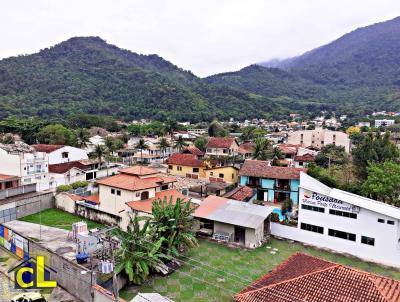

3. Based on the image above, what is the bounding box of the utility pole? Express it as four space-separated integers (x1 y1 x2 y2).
110 240 119 302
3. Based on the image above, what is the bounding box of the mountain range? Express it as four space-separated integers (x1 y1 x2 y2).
1 16 400 122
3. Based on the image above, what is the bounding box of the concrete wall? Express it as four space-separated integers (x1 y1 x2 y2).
48 146 88 165
0 183 37 200
15 192 55 219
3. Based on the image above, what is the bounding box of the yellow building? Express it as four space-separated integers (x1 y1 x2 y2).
204 166 238 184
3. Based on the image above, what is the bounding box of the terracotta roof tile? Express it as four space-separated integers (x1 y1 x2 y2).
97 173 176 191
31 144 64 153
224 186 255 201
238 160 306 179
49 161 88 174
167 153 204 167
278 144 303 155
235 253 400 302
82 194 100 205
182 146 205 156
119 166 159 176
294 154 315 162
126 189 189 213
0 174 19 181
206 137 237 149
239 142 255 154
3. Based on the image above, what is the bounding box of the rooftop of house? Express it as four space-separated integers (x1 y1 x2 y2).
224 186 255 202
194 196 271 229
167 153 204 167
206 137 237 149
31 144 65 153
182 145 205 156
235 252 400 302
96 173 176 192
119 166 160 176
0 142 35 153
0 174 19 182
49 161 88 174
239 160 306 180
294 154 315 162
277 143 303 155
126 189 188 214
238 142 256 154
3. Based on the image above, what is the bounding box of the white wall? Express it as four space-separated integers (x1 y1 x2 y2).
270 188 400 268
48 146 88 165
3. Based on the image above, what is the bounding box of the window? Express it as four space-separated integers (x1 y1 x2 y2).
177 166 182 171
206 149 212 153
136 192 140 197
111 188 115 194
141 191 149 200
62 152 69 159
300 223 323 234
210 172 213 176
193 168 199 173
161 184 169 190
333 134 336 140
329 209 357 219
116 190 121 196
378 218 385 223
361 236 375 246
223 149 228 154
387 220 395 225
321 141 324 145
232 174 234 179
219 173 224 178
328 229 356 241
301 204 325 213
168 165 173 170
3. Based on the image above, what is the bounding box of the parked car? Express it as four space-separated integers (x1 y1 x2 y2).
11 292 47 302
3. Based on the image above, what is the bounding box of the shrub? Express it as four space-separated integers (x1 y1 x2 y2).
71 181 89 189
270 213 280 222
57 185 73 192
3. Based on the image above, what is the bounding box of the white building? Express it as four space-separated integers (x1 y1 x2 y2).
32 144 88 165
0 142 50 191
288 128 350 152
375 119 395 128
271 173 400 268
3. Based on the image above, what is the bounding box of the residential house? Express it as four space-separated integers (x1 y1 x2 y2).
95 166 184 229
0 142 50 190
235 253 400 302
238 142 255 160
293 153 315 168
288 128 350 152
205 137 239 157
32 144 88 165
0 174 37 200
181 145 204 159
238 160 306 204
167 153 238 185
194 195 272 248
375 119 395 128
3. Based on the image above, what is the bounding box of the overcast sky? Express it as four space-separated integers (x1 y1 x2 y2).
1 0 399 76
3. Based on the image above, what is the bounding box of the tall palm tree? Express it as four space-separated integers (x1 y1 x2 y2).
151 197 198 257
76 128 90 148
94 144 105 169
116 216 168 285
174 135 188 152
165 119 178 138
157 137 170 163
208 120 220 137
135 138 148 164
252 137 274 161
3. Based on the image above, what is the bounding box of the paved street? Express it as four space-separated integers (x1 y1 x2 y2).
0 272 21 302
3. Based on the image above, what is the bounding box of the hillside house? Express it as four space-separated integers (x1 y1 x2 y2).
32 144 88 165
205 137 239 157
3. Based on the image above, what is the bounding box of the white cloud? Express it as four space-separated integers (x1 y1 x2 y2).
0 0 399 76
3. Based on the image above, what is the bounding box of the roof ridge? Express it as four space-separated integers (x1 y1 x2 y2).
236 263 340 299
368 275 391 302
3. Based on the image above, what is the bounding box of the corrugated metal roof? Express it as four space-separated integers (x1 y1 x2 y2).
207 200 272 229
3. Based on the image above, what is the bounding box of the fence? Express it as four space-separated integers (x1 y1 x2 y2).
0 183 37 200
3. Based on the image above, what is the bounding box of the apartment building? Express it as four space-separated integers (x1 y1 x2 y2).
0 142 50 190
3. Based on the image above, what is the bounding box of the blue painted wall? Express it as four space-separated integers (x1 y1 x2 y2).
261 178 274 189
290 179 300 191
239 176 248 186
290 192 299 204
268 189 275 201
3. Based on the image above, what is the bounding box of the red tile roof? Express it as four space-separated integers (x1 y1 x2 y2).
224 186 255 201
31 144 64 153
167 153 204 167
238 142 255 154
235 253 400 302
194 195 230 219
126 189 188 213
82 194 100 204
206 137 237 149
0 174 19 181
49 161 88 174
97 173 176 191
119 166 159 176
182 146 205 156
278 144 302 155
239 160 306 179
294 154 315 162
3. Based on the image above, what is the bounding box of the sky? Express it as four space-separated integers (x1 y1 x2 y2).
1 0 400 77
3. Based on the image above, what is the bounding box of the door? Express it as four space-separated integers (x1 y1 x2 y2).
234 226 245 244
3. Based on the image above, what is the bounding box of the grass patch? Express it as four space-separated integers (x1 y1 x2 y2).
19 208 104 231
120 238 400 302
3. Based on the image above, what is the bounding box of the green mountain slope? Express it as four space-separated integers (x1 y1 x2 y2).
0 37 279 122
